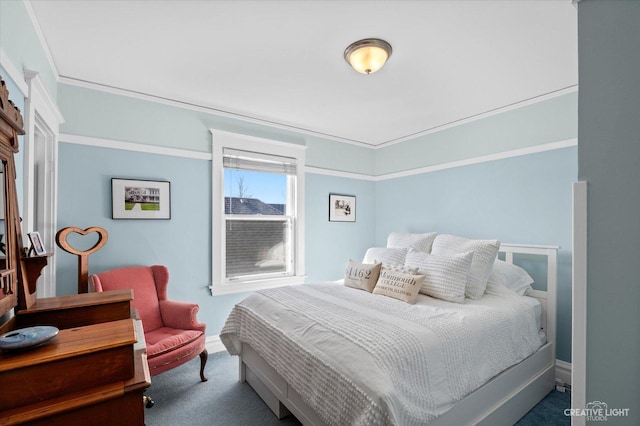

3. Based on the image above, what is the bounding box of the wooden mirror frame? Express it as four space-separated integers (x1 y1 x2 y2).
0 76 26 318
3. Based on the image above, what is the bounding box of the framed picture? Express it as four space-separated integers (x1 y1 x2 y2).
28 231 46 255
329 194 356 222
112 178 171 220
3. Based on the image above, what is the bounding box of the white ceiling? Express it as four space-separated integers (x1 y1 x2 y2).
28 0 578 147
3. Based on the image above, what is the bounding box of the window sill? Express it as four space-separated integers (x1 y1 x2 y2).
209 275 306 296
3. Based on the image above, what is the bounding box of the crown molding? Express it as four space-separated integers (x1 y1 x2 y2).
372 138 577 181
58 76 376 150
60 75 578 151
23 0 60 78
374 86 579 149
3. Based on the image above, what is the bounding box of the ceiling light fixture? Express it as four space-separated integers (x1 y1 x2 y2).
344 38 392 75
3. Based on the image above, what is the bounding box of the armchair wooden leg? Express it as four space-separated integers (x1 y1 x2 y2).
143 395 155 408
199 349 208 382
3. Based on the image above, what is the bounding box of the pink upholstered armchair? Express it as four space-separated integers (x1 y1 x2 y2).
90 265 208 382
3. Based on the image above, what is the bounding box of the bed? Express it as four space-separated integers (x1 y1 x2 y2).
220 239 558 426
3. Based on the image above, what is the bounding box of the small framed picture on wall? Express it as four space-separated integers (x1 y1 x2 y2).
329 194 356 222
112 178 171 220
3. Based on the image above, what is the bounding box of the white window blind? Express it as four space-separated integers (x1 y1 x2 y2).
223 148 297 175
225 218 291 278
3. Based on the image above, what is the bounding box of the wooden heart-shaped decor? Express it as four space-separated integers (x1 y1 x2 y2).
55 226 109 294
56 226 108 256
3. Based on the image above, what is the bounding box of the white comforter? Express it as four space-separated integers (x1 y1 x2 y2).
220 282 545 426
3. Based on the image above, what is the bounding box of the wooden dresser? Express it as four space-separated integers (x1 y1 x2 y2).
0 75 150 425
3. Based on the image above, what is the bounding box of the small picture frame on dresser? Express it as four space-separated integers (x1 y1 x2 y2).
27 231 46 255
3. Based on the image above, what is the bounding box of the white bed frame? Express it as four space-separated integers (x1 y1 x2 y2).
237 243 559 425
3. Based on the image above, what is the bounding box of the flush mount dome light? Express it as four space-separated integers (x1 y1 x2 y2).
344 38 392 75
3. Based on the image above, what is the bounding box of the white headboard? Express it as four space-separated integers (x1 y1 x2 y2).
498 243 559 362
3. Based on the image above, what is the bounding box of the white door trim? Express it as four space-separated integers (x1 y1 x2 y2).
24 69 64 297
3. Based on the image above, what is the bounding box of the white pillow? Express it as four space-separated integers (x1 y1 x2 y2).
380 263 419 275
431 234 500 299
404 250 473 303
373 268 425 304
362 247 408 266
487 260 534 296
386 232 437 252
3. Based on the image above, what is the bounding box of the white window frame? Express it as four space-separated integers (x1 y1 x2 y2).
210 129 306 295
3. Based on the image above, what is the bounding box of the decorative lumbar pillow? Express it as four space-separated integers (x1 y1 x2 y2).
487 259 534 296
431 234 500 299
362 247 408 266
372 268 425 304
344 259 382 292
404 250 473 303
386 232 437 253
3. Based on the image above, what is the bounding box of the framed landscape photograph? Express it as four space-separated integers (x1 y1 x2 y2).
112 178 171 220
329 194 356 222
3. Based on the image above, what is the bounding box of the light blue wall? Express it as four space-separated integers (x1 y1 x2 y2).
0 71 24 111
56 144 211 297
55 142 250 333
578 1 640 422
305 136 375 176
375 92 577 175
305 173 376 282
0 0 57 99
57 84 374 174
375 147 576 362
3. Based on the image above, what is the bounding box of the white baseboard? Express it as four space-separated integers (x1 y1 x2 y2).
206 335 227 354
555 359 572 386
207 333 573 387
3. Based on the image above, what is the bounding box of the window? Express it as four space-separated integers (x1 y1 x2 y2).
211 130 305 295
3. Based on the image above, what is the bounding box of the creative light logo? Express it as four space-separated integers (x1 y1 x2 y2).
585 401 608 421
565 401 630 421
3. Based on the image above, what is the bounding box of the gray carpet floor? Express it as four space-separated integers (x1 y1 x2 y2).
144 351 570 425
